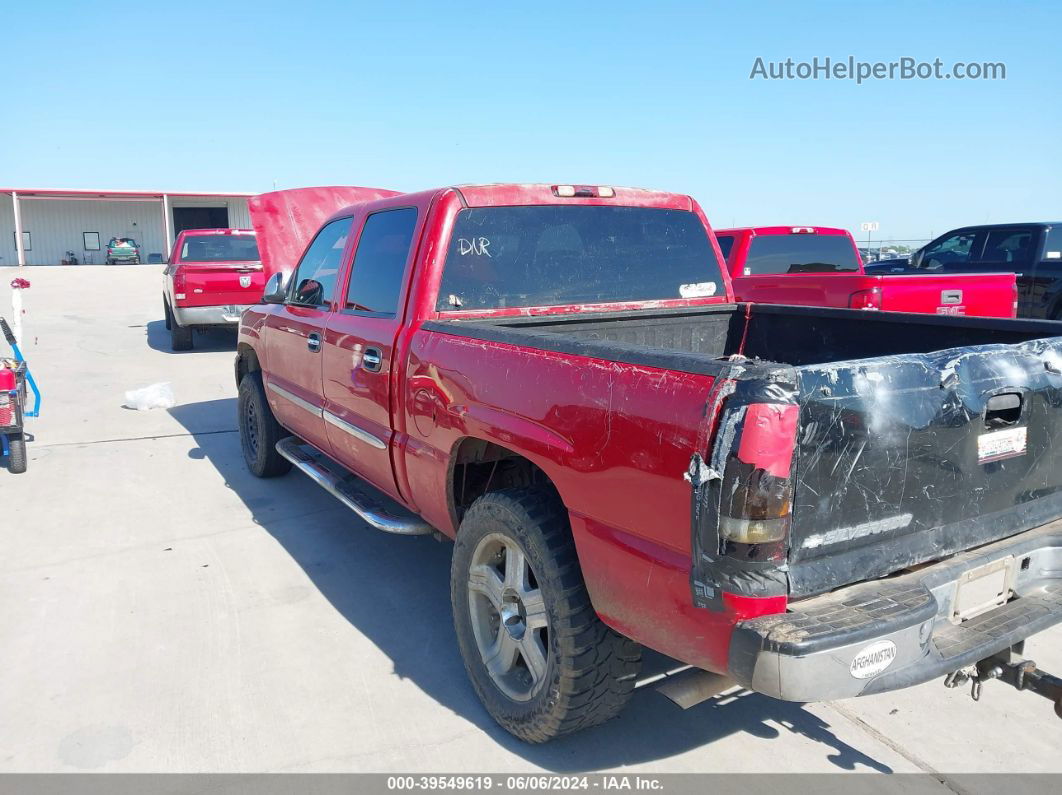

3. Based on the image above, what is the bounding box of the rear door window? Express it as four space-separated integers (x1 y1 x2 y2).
744 233 860 275
715 234 736 264
976 229 1036 269
345 208 418 315
288 218 353 307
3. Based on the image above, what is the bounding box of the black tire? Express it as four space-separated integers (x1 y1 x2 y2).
238 371 292 478
105 258 113 265
451 487 641 743
170 317 193 351
163 299 172 330
7 433 27 474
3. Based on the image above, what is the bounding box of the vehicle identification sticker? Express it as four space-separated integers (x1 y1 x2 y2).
1047 251 1061 259
977 426 1027 464
850 640 897 679
679 281 717 298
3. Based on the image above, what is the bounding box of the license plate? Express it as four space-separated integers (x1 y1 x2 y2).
950 556 1014 624
978 426 1027 464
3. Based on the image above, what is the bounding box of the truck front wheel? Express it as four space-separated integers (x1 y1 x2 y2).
451 488 641 743
238 371 291 478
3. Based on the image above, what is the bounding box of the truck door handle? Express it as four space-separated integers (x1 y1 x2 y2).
363 347 383 372
307 333 321 353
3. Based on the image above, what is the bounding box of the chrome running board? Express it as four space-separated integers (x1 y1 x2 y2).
275 437 432 536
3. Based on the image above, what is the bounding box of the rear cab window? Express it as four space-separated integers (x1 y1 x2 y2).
180 234 260 263
436 206 723 311
743 232 860 276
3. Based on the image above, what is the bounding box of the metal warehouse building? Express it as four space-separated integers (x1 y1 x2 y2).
1 189 253 266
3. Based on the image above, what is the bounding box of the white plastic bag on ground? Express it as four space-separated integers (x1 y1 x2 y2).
124 382 176 411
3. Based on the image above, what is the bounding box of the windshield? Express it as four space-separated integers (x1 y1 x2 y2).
436 206 722 311
180 234 260 263
743 234 860 275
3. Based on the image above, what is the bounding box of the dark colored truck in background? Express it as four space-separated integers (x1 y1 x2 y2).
867 222 1062 320
715 225 1017 317
234 184 1062 743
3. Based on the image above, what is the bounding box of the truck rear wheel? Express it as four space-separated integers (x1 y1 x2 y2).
163 299 172 330
238 371 291 478
7 433 27 474
170 317 193 351
451 487 641 743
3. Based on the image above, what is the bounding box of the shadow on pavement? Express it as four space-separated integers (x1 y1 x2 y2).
168 396 894 773
144 319 238 354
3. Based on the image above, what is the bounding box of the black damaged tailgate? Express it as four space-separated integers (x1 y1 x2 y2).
789 338 1062 597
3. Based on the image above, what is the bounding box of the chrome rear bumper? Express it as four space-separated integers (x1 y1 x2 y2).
728 521 1062 701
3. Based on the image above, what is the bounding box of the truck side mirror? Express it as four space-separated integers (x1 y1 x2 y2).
262 270 290 304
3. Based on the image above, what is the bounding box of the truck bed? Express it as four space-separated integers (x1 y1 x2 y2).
428 303 1062 597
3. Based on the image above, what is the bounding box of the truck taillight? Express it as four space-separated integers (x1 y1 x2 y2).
173 271 186 300
718 403 799 550
1012 283 1019 317
849 287 882 310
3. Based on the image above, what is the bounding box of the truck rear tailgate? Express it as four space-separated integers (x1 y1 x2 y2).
790 336 1062 596
877 272 1015 318
176 262 264 307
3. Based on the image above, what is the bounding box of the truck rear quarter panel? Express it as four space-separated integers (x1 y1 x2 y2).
400 326 775 671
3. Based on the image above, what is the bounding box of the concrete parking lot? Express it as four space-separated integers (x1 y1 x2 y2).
1 266 1060 778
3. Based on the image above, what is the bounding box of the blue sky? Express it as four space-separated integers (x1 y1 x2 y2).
2 0 1059 241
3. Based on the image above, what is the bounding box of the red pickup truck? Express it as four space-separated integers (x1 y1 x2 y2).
162 228 262 350
715 225 1017 317
236 184 1062 742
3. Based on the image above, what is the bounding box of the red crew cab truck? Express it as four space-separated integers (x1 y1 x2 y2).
235 185 1062 742
162 228 262 351
715 225 1017 317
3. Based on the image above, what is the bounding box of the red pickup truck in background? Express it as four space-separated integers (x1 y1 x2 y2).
234 184 1062 743
715 225 1017 317
162 228 262 351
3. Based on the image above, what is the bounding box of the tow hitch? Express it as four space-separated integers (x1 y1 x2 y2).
945 647 1062 719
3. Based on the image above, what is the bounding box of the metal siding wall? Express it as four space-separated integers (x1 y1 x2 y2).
229 198 251 228
0 195 252 266
0 194 15 267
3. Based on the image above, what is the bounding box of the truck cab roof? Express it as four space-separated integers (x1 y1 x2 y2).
250 184 705 278
177 228 255 237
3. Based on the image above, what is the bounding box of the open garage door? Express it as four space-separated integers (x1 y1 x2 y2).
173 206 229 234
